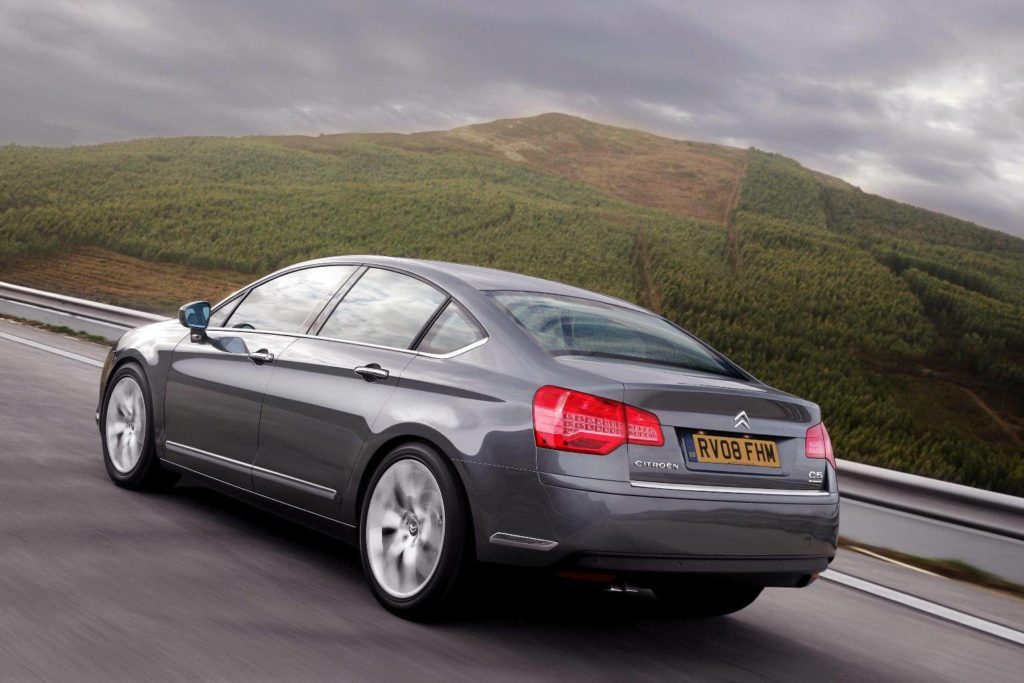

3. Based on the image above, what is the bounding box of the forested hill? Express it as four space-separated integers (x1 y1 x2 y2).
1 113 1021 494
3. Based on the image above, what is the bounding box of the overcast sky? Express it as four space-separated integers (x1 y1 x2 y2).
2 0 1021 237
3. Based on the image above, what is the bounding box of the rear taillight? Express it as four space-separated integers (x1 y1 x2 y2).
533 386 664 455
805 422 835 468
625 405 664 446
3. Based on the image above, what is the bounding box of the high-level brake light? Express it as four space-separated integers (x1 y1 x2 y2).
533 386 664 455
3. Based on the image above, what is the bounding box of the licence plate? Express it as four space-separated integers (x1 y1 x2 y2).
684 433 780 468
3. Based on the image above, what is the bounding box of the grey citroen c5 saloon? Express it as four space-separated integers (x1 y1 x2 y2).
97 256 839 619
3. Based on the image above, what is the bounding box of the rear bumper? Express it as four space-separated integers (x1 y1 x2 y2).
456 461 839 583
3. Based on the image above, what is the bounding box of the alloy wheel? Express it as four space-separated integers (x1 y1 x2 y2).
104 376 147 474
365 458 446 598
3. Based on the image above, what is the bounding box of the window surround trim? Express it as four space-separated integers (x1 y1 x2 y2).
200 326 489 359
207 261 489 359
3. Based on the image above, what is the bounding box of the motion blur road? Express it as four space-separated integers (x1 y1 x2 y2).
1 319 1022 682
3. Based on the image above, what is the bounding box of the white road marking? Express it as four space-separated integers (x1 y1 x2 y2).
846 546 943 577
0 332 104 367
824 570 1024 646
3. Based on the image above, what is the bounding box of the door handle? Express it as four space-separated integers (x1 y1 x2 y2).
354 364 389 382
247 349 275 365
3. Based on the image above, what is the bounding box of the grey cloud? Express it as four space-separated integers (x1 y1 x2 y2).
0 0 1021 237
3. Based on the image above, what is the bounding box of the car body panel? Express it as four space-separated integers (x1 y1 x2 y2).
253 337 416 516
96 255 840 585
163 331 297 489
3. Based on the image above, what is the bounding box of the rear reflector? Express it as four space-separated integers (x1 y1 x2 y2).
533 386 664 455
805 422 835 469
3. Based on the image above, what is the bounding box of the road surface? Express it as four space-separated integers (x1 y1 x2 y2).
1 319 1021 682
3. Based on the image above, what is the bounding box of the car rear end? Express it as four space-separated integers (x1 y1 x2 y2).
482 290 839 589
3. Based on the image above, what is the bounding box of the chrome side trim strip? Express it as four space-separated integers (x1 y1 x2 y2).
489 532 559 551
251 464 336 498
165 441 336 497
166 440 249 471
424 336 489 359
202 326 489 359
629 480 832 497
163 460 355 528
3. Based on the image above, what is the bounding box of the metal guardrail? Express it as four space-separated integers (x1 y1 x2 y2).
3 280 1023 541
0 281 167 341
838 458 1024 542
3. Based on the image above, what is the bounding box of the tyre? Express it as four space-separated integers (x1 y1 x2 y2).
359 442 472 620
100 362 179 490
653 579 763 617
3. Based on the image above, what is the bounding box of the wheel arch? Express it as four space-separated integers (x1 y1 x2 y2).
100 346 174 455
346 432 476 555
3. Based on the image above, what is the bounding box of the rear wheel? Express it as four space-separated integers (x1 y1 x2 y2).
101 362 178 490
653 579 763 617
359 442 472 620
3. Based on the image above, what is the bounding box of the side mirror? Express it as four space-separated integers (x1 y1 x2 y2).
178 301 211 342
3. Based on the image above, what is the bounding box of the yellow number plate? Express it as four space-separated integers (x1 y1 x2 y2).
690 434 780 468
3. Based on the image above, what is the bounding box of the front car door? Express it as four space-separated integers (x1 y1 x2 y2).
252 267 450 515
162 264 358 488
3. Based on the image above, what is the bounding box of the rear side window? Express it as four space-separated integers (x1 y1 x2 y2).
417 303 485 354
226 265 355 333
491 291 743 378
319 268 446 348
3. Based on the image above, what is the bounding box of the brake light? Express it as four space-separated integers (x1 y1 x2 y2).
533 386 664 455
625 405 665 446
805 422 835 468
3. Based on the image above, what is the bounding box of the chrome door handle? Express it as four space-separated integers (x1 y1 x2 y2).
354 364 389 381
247 349 275 364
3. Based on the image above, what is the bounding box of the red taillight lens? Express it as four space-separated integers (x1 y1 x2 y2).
533 386 625 454
625 405 665 447
805 422 835 469
533 386 664 455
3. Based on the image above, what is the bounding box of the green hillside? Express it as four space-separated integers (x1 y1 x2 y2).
1 114 1021 494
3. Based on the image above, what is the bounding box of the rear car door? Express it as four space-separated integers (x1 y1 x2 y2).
162 265 356 488
252 267 449 515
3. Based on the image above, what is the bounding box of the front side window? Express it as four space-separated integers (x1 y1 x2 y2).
319 268 446 348
226 265 355 333
417 302 485 354
209 299 236 328
491 291 743 378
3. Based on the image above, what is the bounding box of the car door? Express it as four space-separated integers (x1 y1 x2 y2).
252 267 449 515
162 264 357 488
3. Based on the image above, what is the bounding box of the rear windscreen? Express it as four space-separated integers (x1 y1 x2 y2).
490 291 743 378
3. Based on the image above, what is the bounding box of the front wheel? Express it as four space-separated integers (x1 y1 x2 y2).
100 362 178 490
653 579 763 617
359 443 472 620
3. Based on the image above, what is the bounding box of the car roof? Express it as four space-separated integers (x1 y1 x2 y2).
298 255 650 313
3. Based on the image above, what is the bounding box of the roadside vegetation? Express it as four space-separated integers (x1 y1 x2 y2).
840 539 1024 599
1 114 1021 494
0 314 111 346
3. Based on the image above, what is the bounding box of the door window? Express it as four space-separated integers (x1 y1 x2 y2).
416 302 485 354
226 265 355 333
319 268 446 348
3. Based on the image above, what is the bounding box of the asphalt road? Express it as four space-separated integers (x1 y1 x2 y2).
1 320 1022 682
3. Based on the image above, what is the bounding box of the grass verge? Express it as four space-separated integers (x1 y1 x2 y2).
839 536 1024 599
0 314 112 346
